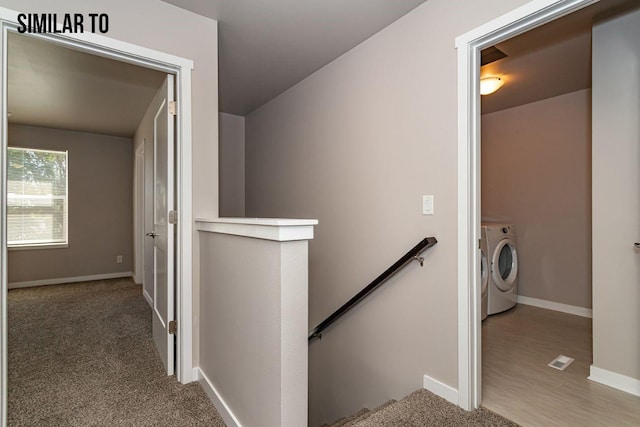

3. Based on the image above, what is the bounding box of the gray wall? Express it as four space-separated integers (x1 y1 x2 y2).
219 112 245 217
244 0 529 424
0 0 220 366
592 8 640 382
481 89 592 309
8 124 133 283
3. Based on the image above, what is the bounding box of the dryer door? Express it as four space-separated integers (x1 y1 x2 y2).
491 238 518 292
480 251 489 295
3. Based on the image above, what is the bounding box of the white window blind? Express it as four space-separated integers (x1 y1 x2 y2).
7 147 68 247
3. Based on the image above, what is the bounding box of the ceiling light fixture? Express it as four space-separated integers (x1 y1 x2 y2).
480 77 504 95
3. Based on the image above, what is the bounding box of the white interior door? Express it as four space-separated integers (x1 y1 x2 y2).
149 75 175 375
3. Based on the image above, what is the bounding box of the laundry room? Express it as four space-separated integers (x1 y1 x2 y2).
476 0 640 424
481 84 592 316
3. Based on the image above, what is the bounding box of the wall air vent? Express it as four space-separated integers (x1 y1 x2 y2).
481 46 507 66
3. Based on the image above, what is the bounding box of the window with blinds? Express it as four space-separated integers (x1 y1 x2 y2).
7 147 68 248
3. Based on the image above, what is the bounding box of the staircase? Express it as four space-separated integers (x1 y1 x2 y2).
323 401 397 427
322 389 518 427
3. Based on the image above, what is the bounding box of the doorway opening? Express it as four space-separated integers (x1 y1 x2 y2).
478 7 594 422
456 0 637 421
0 12 195 424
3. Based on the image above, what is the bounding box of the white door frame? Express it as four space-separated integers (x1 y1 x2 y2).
0 7 195 423
455 0 598 410
134 143 145 286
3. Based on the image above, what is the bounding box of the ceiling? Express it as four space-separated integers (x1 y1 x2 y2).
8 0 639 137
161 0 429 115
481 0 638 114
8 33 166 137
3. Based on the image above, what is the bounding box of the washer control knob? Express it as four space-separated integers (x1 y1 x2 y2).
502 227 508 234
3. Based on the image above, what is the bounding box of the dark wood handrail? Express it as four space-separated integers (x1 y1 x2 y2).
308 237 437 342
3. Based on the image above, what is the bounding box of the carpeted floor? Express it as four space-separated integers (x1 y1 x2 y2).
8 278 226 426
325 389 519 427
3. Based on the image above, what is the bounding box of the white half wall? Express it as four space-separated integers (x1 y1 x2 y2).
197 218 316 427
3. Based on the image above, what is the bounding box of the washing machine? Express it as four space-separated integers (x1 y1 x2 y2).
480 230 489 321
482 223 518 315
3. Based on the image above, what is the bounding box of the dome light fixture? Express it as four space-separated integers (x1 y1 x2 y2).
480 77 504 95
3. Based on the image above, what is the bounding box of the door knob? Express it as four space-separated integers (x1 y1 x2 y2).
146 232 158 238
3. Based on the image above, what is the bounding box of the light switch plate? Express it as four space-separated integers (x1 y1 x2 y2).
422 195 434 215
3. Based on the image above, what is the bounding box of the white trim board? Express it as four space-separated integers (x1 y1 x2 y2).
455 0 600 411
589 366 640 397
132 272 142 285
8 272 133 289
517 295 592 318
196 218 318 242
0 7 194 71
197 368 242 427
423 374 458 405
133 143 145 288
143 288 153 308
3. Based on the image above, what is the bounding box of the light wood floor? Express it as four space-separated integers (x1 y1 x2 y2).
482 304 640 426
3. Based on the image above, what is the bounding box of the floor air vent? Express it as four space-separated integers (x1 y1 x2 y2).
548 355 575 371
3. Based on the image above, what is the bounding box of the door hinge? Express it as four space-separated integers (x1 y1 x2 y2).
169 320 177 335
169 210 178 224
479 239 482 249
169 101 177 116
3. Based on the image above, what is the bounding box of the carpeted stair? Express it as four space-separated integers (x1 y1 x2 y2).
324 400 397 427
323 389 518 427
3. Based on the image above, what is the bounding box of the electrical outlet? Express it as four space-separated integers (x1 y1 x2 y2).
116 255 123 264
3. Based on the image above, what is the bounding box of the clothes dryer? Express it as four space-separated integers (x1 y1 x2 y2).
482 223 518 315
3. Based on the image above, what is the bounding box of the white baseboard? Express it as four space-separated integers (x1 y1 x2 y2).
423 374 458 405
8 272 133 289
589 365 640 397
142 288 153 307
132 272 142 285
516 295 592 318
197 367 242 427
